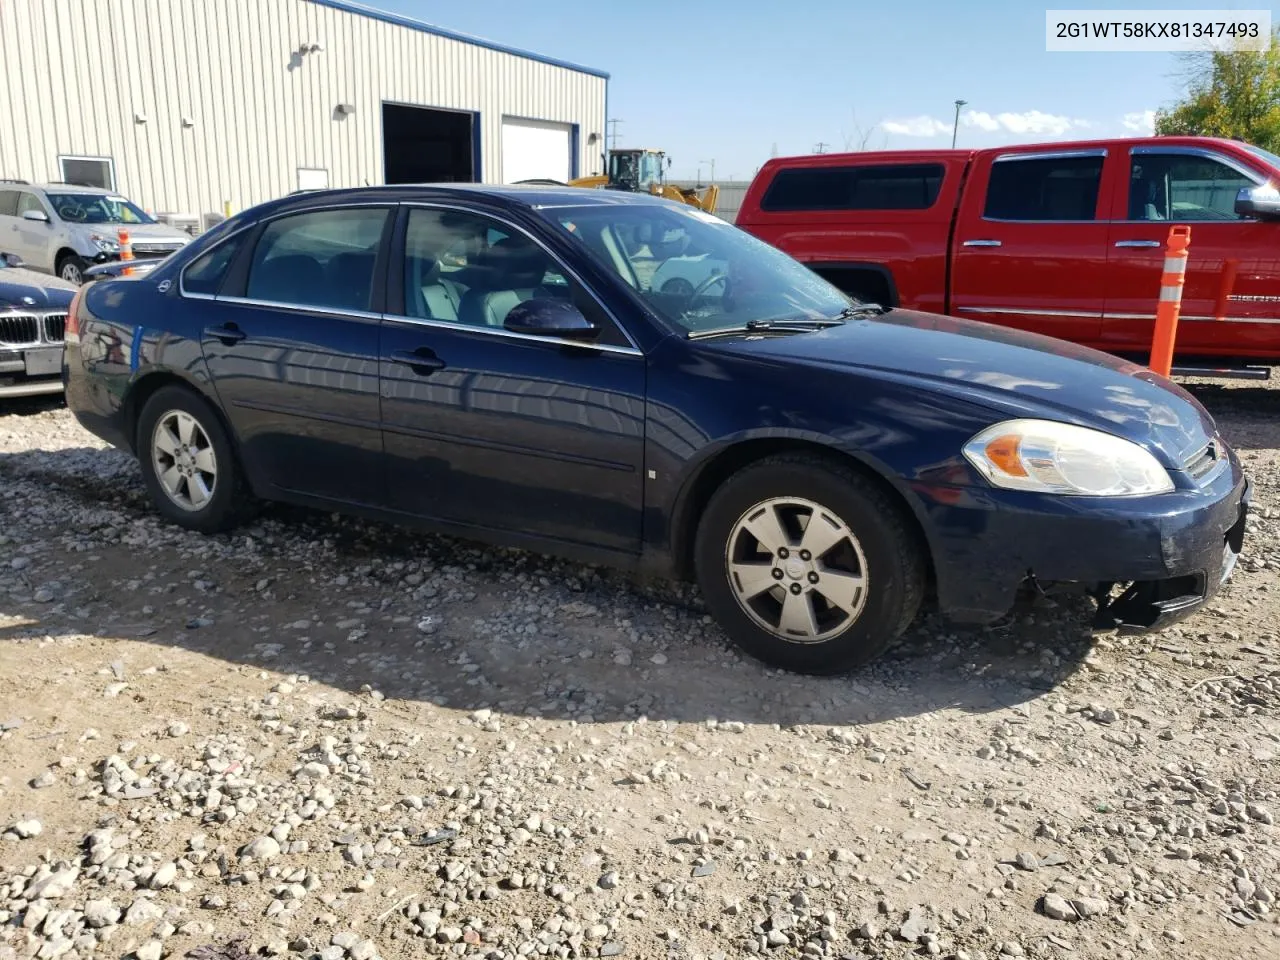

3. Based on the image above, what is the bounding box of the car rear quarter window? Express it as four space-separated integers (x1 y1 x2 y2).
182 233 247 296
760 163 945 212
983 155 1104 221
245 208 389 312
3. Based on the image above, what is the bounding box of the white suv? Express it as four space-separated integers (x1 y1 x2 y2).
0 181 192 284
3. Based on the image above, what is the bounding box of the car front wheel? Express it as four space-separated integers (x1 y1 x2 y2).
136 385 253 534
694 454 926 674
58 254 88 285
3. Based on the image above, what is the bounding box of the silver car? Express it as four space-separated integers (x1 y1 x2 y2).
0 181 192 284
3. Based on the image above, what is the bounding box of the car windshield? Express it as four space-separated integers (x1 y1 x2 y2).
46 193 155 225
538 202 854 335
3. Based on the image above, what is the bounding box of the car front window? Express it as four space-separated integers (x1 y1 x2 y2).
538 203 852 335
1242 143 1280 172
46 193 155 225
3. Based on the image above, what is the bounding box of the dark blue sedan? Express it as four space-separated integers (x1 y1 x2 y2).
62 185 1250 673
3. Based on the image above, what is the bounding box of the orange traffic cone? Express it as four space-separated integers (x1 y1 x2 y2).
1148 225 1190 378
118 228 134 276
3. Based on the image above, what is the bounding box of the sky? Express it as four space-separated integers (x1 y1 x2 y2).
375 0 1249 182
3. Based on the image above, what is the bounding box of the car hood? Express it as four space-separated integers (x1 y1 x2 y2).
0 267 77 310
71 222 190 243
716 309 1217 466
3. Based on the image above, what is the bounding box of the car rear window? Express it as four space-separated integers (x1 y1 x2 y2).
760 163 945 212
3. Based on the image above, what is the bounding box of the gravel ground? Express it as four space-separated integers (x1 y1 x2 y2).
1 383 1278 960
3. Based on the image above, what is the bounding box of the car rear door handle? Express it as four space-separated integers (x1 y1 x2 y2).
203 322 246 345
390 347 446 375
961 239 1001 247
1114 239 1163 248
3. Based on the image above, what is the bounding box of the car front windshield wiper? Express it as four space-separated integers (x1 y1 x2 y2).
685 317 847 341
837 302 890 318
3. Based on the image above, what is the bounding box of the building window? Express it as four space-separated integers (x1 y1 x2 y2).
297 168 329 192
760 164 946 212
58 155 116 190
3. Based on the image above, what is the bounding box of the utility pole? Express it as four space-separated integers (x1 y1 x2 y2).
951 100 966 149
606 118 623 152
700 158 716 183
814 141 829 154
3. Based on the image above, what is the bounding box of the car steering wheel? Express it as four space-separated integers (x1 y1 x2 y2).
690 271 727 305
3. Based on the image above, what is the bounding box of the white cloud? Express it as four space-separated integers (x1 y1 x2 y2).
1122 109 1156 134
963 110 1086 136
880 115 953 137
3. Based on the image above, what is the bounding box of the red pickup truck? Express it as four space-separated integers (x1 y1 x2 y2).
736 136 1280 378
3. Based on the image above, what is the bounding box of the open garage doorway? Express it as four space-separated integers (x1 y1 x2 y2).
382 102 477 184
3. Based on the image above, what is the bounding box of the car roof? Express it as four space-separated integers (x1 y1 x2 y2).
258 183 686 217
27 183 117 194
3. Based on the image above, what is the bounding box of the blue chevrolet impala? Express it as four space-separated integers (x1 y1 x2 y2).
62 185 1250 673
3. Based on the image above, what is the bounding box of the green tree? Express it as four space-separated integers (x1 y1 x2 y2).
1154 29 1280 151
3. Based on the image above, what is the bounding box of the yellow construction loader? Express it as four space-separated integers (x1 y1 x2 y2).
520 148 719 214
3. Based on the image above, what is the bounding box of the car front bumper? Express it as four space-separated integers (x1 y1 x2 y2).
0 345 64 397
916 457 1251 632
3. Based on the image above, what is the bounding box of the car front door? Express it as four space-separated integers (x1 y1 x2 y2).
197 205 392 506
1103 145 1279 358
13 192 55 270
378 204 646 555
0 189 25 262
949 149 1110 347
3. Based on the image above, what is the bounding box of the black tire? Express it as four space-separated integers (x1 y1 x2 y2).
694 454 926 675
135 384 254 534
57 253 89 285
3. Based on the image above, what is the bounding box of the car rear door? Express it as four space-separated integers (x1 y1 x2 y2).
377 203 646 554
196 204 392 506
949 148 1110 346
1103 144 1280 358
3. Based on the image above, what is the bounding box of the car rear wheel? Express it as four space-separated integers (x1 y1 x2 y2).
57 254 88 285
136 385 252 534
694 454 926 674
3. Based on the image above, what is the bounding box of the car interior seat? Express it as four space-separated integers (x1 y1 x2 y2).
251 254 325 304
405 254 464 321
456 236 555 328
325 250 378 311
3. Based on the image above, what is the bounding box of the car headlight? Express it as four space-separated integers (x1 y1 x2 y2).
962 419 1174 496
89 234 120 252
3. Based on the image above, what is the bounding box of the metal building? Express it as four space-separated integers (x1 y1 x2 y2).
0 0 608 228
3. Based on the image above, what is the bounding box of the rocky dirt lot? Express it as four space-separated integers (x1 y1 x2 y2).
0 384 1277 960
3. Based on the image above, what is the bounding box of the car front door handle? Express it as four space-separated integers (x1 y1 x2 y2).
203 322 246 345
961 239 1002 247
1114 239 1163 248
390 348 446 375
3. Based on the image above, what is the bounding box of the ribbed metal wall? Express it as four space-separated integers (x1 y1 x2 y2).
0 0 607 221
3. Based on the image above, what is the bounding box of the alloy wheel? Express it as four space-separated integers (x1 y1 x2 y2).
151 410 218 511
725 496 869 643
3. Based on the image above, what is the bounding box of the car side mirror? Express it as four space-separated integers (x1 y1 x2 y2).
21 209 49 223
1235 184 1280 220
1 252 24 268
504 297 599 340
